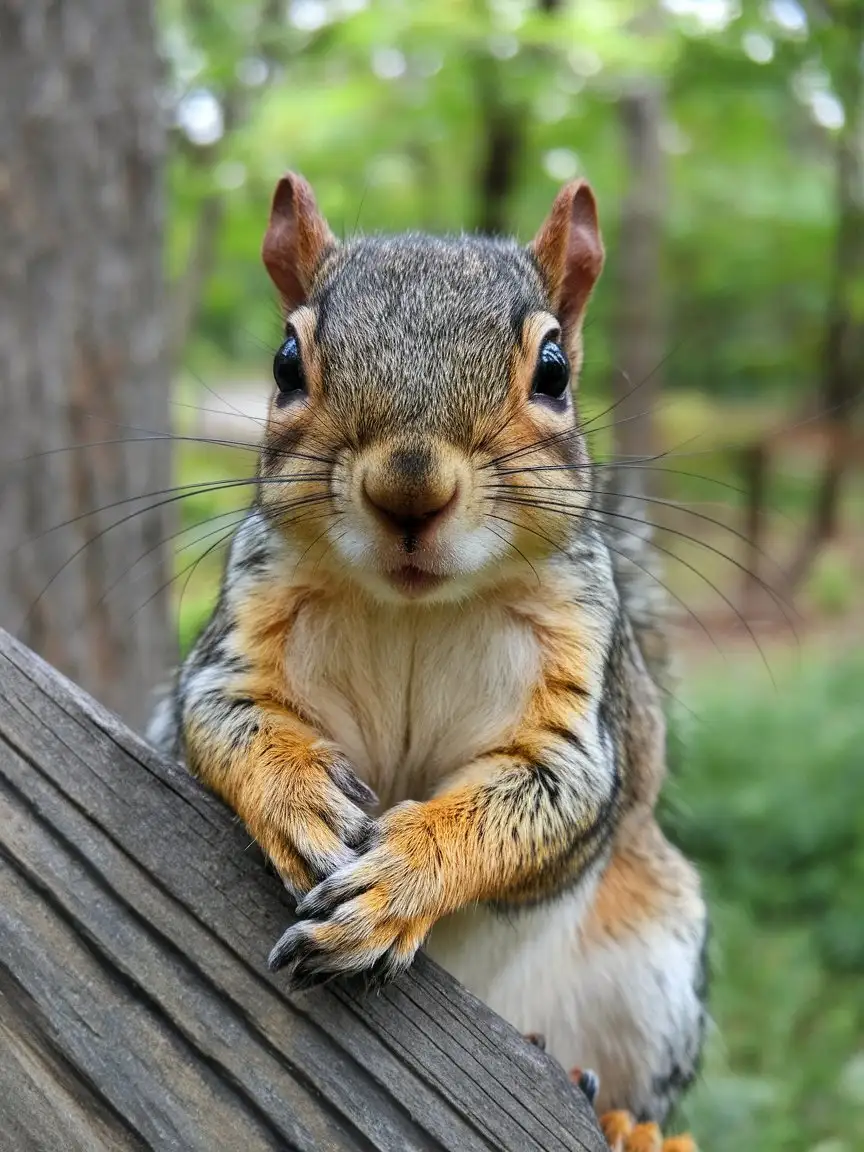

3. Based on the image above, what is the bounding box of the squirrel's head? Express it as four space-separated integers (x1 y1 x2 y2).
258 172 604 603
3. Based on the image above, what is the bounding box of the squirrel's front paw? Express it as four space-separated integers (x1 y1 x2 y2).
268 804 441 989
252 745 378 902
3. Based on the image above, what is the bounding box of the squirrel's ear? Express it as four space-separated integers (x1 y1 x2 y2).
262 173 337 310
530 181 604 333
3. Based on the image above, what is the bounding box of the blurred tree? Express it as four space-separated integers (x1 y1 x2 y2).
785 0 864 589
474 0 564 237
607 15 666 483
0 0 174 729
165 0 299 368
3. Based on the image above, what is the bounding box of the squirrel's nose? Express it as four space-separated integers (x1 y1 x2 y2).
363 448 458 539
363 479 458 537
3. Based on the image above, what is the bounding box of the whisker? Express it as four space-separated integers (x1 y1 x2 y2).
290 518 341 579
481 424 580 471
310 525 349 577
601 464 800 527
170 397 264 430
482 483 788 583
472 402 521 458
3 425 334 469
580 336 693 434
580 395 681 444
493 493 796 628
3 434 176 473
489 510 710 714
74 407 337 466
183 368 269 430
570 532 708 717
486 506 721 659
482 521 541 589
597 535 725 663
129 499 336 631
12 474 327 553
490 438 697 479
87 506 252 627
16 480 331 635
490 495 784 680
588 510 780 682
239 324 279 354
484 511 571 561
485 447 799 531
479 389 684 474
351 182 370 237
140 524 243 631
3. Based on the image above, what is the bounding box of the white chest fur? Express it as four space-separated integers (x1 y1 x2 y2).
283 596 541 808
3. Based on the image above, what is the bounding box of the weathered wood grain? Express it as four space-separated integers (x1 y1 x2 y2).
0 629 606 1152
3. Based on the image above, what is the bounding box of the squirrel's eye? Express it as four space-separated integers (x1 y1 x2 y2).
531 340 570 401
273 334 306 397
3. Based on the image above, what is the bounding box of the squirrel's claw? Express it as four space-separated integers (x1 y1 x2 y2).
269 843 434 988
523 1031 546 1051
569 1065 600 1105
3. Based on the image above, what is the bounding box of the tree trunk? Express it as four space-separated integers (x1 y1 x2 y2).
784 12 864 593
740 440 769 613
608 81 666 492
0 0 174 730
475 74 524 238
474 0 563 237
167 194 226 369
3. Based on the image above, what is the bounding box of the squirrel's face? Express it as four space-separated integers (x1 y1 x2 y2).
257 174 604 604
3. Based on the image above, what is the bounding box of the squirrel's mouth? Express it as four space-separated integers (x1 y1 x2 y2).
386 564 446 597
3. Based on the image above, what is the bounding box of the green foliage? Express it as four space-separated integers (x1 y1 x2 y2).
664 654 864 1150
162 0 846 403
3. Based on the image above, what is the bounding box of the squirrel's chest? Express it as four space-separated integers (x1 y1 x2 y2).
283 599 540 807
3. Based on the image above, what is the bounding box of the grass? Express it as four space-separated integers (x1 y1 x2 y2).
666 651 864 1152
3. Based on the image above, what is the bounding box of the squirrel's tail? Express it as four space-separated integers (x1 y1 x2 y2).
594 467 675 696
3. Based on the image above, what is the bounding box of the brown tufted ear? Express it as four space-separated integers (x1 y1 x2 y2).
530 181 604 334
262 172 337 311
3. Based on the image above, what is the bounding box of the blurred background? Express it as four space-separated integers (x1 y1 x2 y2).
1 1 863 1148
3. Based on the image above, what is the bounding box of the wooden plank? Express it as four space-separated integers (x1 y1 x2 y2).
0 962 148 1152
0 629 606 1152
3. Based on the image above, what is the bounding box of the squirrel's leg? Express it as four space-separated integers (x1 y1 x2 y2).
183 695 377 899
513 810 706 1149
154 515 378 899
170 546 378 898
575 812 707 1127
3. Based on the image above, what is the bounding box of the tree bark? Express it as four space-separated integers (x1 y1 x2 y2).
608 80 666 490
0 0 174 730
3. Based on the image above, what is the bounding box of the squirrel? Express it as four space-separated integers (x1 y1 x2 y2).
147 172 708 1151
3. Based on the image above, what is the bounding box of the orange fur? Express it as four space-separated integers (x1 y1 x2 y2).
600 1111 697 1152
584 814 682 941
